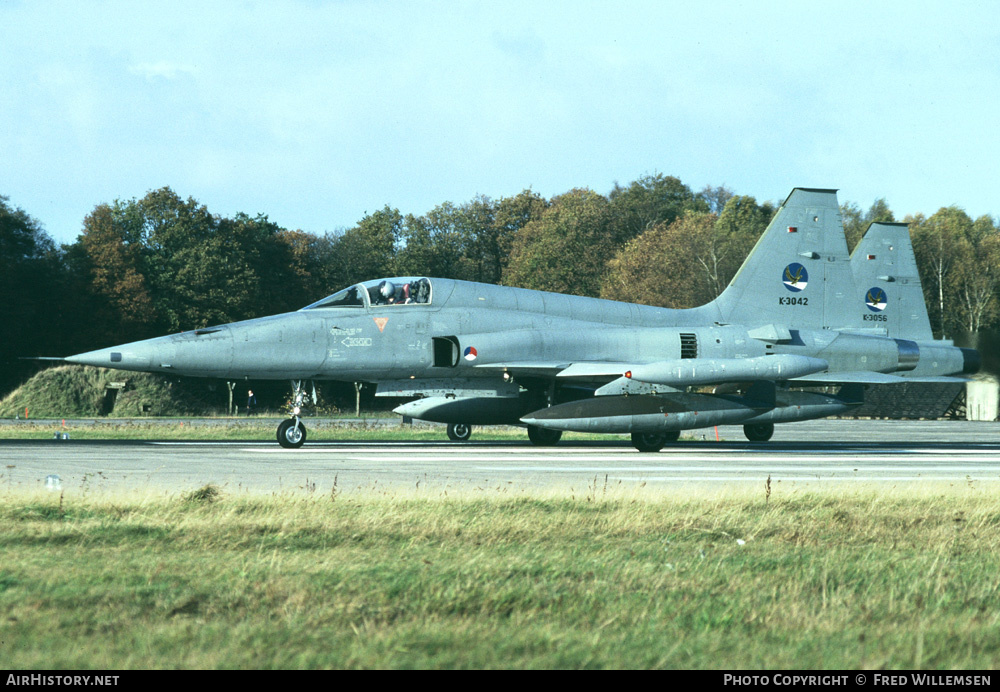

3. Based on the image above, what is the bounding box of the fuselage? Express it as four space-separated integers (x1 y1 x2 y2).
59 187 984 449
65 277 975 383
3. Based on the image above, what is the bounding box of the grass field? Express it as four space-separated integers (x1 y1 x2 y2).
2 484 999 669
0 419 623 443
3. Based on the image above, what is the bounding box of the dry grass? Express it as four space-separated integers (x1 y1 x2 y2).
1 483 999 668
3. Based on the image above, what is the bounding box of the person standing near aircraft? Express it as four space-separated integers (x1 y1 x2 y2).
246 389 257 416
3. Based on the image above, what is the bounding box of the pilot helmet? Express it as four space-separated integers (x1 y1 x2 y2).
379 280 395 298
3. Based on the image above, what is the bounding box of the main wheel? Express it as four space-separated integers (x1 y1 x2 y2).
527 425 562 446
447 422 472 441
277 418 307 448
631 432 670 453
744 422 774 442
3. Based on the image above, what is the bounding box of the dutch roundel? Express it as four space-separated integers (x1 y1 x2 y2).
782 263 808 292
463 346 478 361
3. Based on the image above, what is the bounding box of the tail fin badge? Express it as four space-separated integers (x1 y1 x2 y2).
782 263 809 292
865 287 887 312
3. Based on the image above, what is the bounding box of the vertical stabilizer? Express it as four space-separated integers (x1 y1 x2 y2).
712 188 853 329
850 222 933 340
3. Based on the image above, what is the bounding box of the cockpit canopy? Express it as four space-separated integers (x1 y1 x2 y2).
302 277 432 310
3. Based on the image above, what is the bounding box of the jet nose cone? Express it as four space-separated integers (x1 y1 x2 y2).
65 343 156 371
393 400 423 417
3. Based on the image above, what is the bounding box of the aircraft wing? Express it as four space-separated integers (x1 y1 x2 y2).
475 354 830 387
791 372 970 384
476 357 971 387
473 361 630 378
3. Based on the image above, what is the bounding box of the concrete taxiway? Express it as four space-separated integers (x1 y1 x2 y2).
1 419 998 494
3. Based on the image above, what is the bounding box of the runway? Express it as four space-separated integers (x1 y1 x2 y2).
2 419 998 494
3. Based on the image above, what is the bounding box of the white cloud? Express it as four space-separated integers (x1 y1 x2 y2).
128 61 199 81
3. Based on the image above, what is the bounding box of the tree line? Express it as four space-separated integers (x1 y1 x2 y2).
2 175 999 397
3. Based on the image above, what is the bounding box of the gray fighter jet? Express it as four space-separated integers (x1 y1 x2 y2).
63 188 979 450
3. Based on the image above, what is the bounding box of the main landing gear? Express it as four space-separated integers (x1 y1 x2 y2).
447 422 472 441
277 380 312 449
527 425 562 446
444 423 564 446
630 430 680 453
743 422 775 442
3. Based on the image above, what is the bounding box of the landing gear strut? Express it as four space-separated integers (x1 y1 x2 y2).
525 383 563 446
276 380 312 449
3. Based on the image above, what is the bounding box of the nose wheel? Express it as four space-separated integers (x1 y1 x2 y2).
275 380 312 448
277 418 307 448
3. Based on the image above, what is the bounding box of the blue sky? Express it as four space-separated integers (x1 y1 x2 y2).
3 0 999 246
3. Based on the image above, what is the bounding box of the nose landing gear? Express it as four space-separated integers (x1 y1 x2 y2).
276 380 313 449
277 418 307 448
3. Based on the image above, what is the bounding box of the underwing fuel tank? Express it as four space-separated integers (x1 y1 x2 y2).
624 354 828 386
520 389 859 434
394 395 542 425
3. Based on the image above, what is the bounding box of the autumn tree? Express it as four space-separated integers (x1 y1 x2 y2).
699 184 735 215
841 198 895 253
601 211 717 308
455 195 497 283
602 195 774 309
395 191 548 285
952 216 1000 333
78 203 159 338
465 191 548 284
334 205 403 286
608 173 708 246
910 206 975 337
396 202 471 280
208 212 308 320
275 229 350 306
74 187 315 335
0 195 76 392
703 195 774 298
455 189 549 284
503 188 613 296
